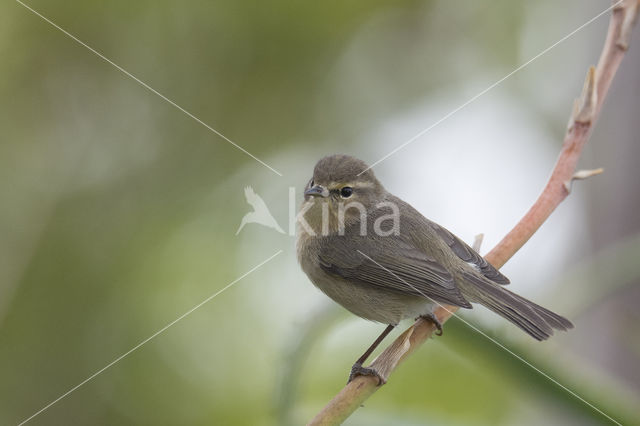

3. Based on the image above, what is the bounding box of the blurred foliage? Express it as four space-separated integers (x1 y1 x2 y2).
1 0 639 425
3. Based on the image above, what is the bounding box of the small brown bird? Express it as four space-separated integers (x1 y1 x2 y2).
296 154 573 383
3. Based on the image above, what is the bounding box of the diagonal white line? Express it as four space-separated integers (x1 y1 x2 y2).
358 1 623 175
356 250 621 425
17 250 283 426
15 0 283 177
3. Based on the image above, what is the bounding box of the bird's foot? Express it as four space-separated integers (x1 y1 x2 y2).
419 313 443 336
348 362 386 386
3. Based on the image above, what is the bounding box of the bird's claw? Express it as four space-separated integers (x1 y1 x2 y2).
348 362 386 386
419 313 443 336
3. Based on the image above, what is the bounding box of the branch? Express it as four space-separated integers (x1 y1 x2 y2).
308 2 639 424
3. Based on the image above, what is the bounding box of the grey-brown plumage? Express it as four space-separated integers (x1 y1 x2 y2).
297 154 573 342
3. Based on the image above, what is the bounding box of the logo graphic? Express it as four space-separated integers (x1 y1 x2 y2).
236 186 285 235
236 186 400 237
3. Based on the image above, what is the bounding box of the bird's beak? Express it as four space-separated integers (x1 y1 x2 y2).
304 185 328 198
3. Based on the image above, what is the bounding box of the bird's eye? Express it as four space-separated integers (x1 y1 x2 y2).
308 178 314 188
340 187 353 198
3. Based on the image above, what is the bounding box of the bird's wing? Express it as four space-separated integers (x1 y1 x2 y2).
244 186 271 211
429 221 510 285
244 186 258 203
318 236 472 308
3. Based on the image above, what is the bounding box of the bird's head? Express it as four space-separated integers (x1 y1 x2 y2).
300 154 386 234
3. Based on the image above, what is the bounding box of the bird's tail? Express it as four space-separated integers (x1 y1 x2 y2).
463 273 573 341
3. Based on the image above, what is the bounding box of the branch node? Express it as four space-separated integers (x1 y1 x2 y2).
369 325 415 382
616 0 640 50
472 233 484 252
572 67 598 126
563 168 605 193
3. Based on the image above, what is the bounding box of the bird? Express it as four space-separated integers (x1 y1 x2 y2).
236 186 284 235
296 154 573 384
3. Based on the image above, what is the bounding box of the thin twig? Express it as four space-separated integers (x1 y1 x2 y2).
308 1 639 424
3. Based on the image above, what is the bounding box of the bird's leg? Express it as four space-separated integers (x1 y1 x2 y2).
419 313 443 336
348 324 395 385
